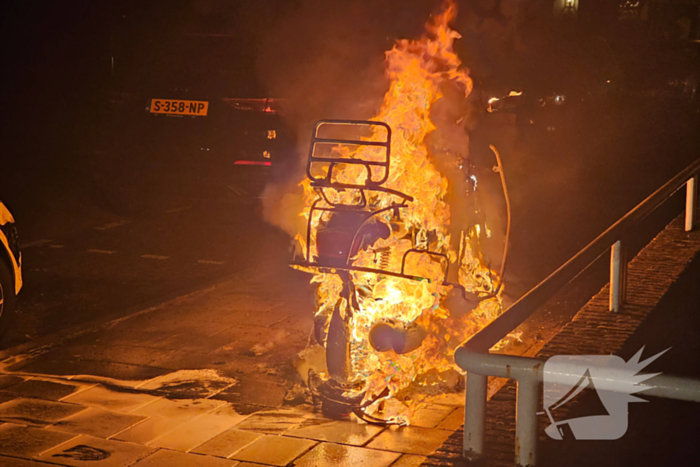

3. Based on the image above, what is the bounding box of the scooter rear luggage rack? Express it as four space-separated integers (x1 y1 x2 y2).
296 119 452 284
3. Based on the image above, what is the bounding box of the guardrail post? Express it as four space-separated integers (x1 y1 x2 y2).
686 175 698 232
609 240 627 312
464 372 487 462
515 376 539 467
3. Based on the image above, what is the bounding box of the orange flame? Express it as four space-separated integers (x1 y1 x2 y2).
296 0 504 422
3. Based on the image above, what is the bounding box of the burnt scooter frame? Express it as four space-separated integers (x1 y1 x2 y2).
291 119 453 422
291 119 450 283
292 120 510 423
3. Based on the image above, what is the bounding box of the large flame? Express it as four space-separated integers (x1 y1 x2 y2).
296 0 505 422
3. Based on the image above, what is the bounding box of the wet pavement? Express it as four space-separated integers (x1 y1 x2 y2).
0 244 457 466
0 297 461 467
0 380 457 467
0 191 289 351
1 261 314 412
2 214 698 467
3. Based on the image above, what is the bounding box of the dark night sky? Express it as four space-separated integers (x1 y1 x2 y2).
0 1 108 107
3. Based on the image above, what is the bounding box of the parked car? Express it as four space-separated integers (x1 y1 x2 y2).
0 201 22 339
480 33 700 138
91 3 294 215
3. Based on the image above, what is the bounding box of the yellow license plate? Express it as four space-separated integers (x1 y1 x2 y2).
150 99 208 116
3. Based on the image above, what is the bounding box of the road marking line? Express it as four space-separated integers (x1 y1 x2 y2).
22 239 52 248
48 244 65 249
141 254 170 260
87 249 116 255
198 260 225 265
94 219 130 231
166 205 192 213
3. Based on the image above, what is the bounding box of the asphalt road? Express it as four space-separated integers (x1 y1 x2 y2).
1 186 292 350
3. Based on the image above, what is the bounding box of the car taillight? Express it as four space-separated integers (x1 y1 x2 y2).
222 98 286 114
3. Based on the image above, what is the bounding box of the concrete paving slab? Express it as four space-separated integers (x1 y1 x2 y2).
111 416 182 445
409 406 454 429
131 449 238 467
435 407 463 431
284 420 384 446
0 391 18 405
230 434 316 466
10 358 169 382
131 397 226 421
4 379 82 401
36 434 155 467
293 442 400 467
60 386 160 412
0 375 24 390
207 403 252 425
0 455 66 467
136 369 236 399
366 426 451 456
233 408 311 434
52 407 147 438
425 393 464 407
149 409 244 451
0 423 77 458
0 398 87 425
191 428 263 458
390 454 429 467
211 374 287 411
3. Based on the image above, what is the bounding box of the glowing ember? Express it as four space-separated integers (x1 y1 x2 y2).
294 0 506 423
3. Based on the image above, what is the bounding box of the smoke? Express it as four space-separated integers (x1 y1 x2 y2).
255 0 435 236
255 0 508 274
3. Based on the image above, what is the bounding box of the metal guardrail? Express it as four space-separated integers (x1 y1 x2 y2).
454 156 700 466
454 350 700 467
462 157 700 353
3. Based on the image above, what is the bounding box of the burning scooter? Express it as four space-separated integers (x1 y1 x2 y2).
291 119 510 424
